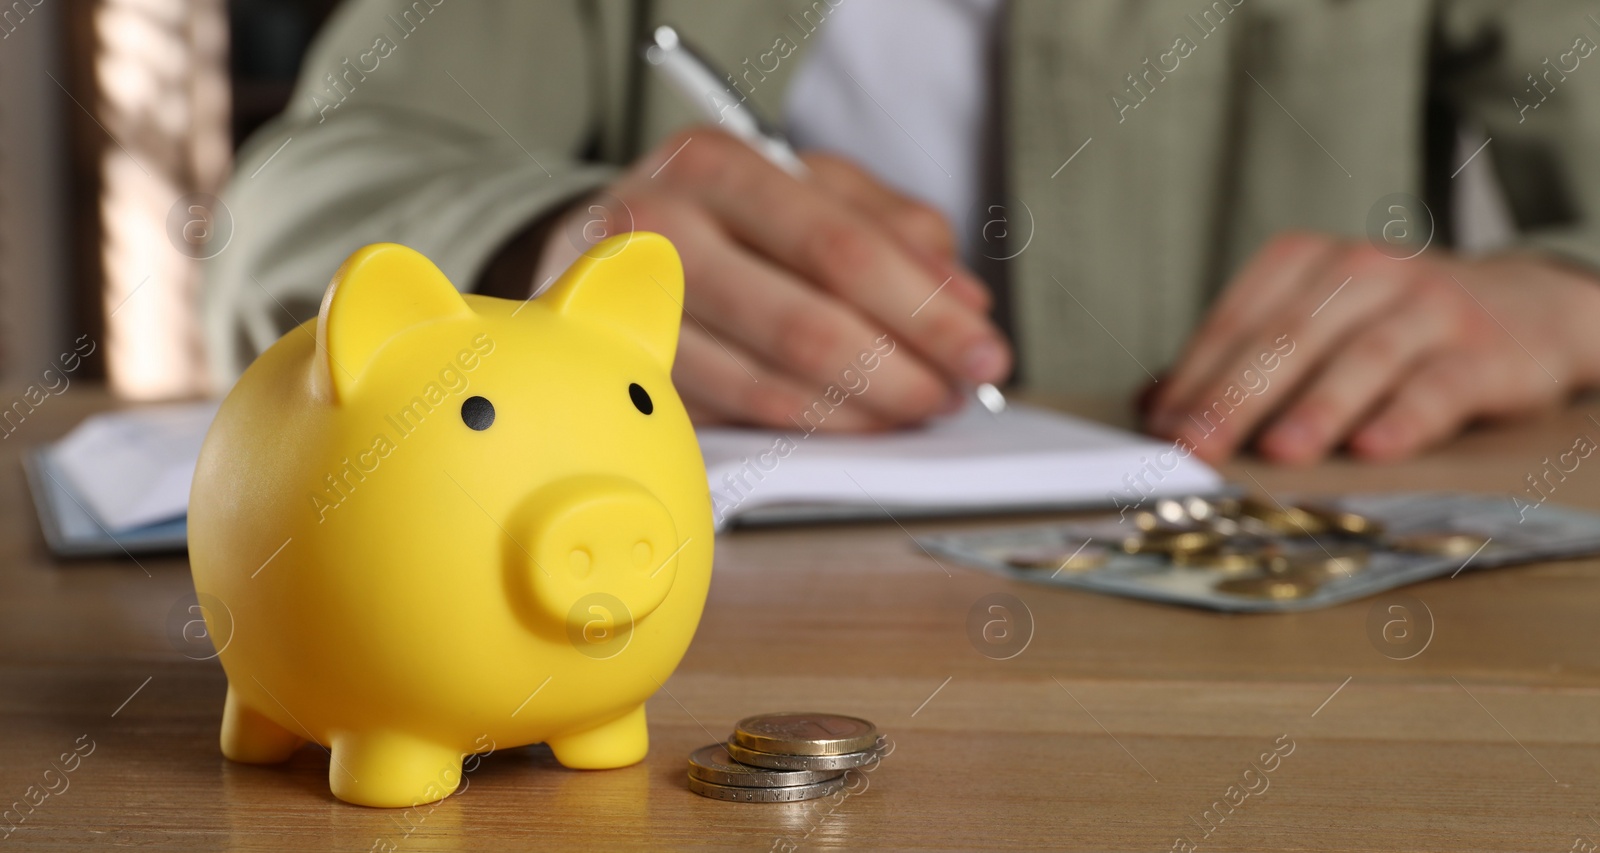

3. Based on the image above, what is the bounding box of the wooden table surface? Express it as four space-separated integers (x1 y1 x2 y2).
3 387 1598 852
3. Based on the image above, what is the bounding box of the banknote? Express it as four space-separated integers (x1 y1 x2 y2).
916 492 1600 612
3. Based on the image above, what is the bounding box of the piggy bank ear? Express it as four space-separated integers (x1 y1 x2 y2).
539 232 683 369
313 243 472 403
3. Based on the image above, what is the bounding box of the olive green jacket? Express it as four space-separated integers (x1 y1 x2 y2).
207 0 1600 394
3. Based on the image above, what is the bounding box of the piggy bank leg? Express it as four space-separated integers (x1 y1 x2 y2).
328 731 464 809
546 704 649 769
220 685 304 763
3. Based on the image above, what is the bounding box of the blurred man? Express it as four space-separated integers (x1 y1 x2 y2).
208 0 1600 464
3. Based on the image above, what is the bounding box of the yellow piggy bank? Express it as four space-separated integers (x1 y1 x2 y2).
188 233 713 808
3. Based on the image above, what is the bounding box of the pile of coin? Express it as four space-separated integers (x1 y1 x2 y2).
1004 492 1491 598
687 712 882 802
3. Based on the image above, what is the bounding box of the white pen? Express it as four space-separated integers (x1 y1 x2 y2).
642 25 1007 415
642 25 807 176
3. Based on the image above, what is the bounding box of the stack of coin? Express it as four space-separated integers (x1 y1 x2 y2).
687 712 882 802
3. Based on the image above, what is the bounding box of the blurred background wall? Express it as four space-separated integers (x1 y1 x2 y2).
0 0 336 399
0 0 71 394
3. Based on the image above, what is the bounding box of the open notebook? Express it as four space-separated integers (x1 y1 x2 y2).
24 400 1221 556
698 402 1221 529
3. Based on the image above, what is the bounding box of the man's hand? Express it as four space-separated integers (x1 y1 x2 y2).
535 128 1012 431
1145 233 1600 465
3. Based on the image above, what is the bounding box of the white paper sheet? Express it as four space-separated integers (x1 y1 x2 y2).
50 401 219 532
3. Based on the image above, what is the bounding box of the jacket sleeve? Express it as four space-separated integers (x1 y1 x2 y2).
203 0 623 388
1439 1 1600 270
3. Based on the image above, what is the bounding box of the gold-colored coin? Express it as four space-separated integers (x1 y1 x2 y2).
1122 529 1218 555
731 713 879 756
1239 497 1327 536
1004 544 1108 573
1265 549 1369 580
1214 575 1319 600
1209 492 1248 518
1296 502 1383 538
1171 546 1261 573
1388 531 1489 557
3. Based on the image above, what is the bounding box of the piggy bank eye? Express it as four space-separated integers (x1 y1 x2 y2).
461 396 495 430
628 383 653 415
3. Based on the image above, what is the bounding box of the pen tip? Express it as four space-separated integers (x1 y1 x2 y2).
976 383 1007 415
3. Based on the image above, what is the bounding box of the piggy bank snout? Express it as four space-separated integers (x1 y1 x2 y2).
520 476 682 632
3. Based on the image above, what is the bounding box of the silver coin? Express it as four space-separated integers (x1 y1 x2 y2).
1153 497 1188 525
1182 495 1220 523
724 738 884 771
687 743 843 787
687 774 847 802
732 712 879 756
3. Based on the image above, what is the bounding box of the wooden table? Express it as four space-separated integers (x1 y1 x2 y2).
3 387 1597 851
